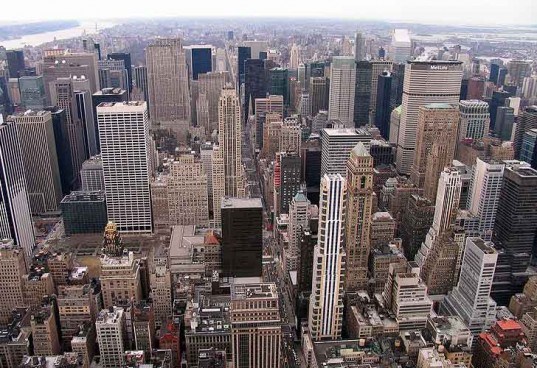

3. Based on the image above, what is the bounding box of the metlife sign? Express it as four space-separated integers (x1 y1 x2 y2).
429 65 449 70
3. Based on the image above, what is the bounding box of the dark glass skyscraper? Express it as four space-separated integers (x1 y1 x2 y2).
107 53 133 91
243 59 267 123
6 50 25 79
375 71 392 139
268 67 289 105
221 197 263 277
489 90 512 131
237 46 251 94
489 62 500 84
190 47 212 80
354 60 372 126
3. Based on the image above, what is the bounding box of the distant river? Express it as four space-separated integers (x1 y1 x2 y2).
0 20 117 49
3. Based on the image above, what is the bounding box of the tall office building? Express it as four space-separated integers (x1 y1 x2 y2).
268 67 289 105
354 32 365 61
254 94 284 149
146 38 191 122
231 283 281 368
495 106 515 142
279 116 302 154
344 143 374 292
97 101 152 232
31 303 61 356
466 158 504 240
8 111 62 214
467 76 485 100
375 71 393 138
391 29 412 63
50 78 88 183
273 152 301 217
0 117 35 258
458 100 490 141
133 66 148 102
18 76 46 110
489 90 512 132
441 237 498 335
410 104 459 201
289 44 300 69
521 129 537 169
243 59 267 123
96 307 126 368
98 59 129 93
81 156 104 191
218 87 244 200
369 60 393 114
285 192 311 273
309 174 347 341
0 240 26 324
507 60 531 87
514 106 537 158
198 71 228 131
74 88 98 158
522 75 537 98
354 61 372 126
328 57 356 127
237 46 251 94
6 50 25 78
108 52 133 91
310 77 329 116
221 198 263 278
320 127 372 176
396 60 463 174
186 46 212 80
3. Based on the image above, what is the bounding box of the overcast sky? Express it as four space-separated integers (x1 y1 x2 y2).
1 0 536 26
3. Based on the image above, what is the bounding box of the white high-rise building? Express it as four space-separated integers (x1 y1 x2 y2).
146 38 191 122
309 174 346 341
396 60 463 174
354 32 365 61
0 116 35 258
290 44 300 69
285 191 311 273
391 29 412 63
458 100 490 140
97 101 152 233
328 57 356 127
467 158 504 241
320 128 371 177
441 237 498 335
96 307 126 368
218 86 244 200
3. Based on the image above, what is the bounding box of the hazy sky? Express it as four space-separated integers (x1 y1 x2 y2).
1 0 536 26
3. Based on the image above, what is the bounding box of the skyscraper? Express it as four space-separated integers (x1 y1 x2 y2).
221 198 263 278
18 76 46 110
218 87 244 199
369 60 393 114
0 240 26 324
108 52 133 91
309 174 346 341
146 38 191 122
396 60 463 175
285 191 311 273
309 77 329 116
290 44 300 69
458 100 490 141
495 106 515 141
354 61 372 126
198 71 228 132
187 46 212 80
96 307 126 368
375 71 393 139
391 29 412 63
274 152 301 216
354 32 365 61
489 90 512 132
8 111 62 215
133 66 148 102
507 60 531 88
5 50 25 79
243 59 267 123
97 101 152 232
441 237 498 335
0 116 36 258
268 67 289 106
466 158 504 240
237 46 251 94
320 127 372 177
410 103 459 201
328 56 356 127
344 143 374 292
514 106 537 158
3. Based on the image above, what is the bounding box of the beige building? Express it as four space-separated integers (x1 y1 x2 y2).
410 104 459 201
198 71 228 131
231 282 281 368
370 212 396 250
0 240 26 324
96 307 126 368
150 249 172 328
146 38 191 122
345 143 374 293
150 176 169 231
133 301 155 356
22 271 55 309
279 116 301 154
57 284 98 348
0 308 32 368
8 110 62 214
31 303 61 356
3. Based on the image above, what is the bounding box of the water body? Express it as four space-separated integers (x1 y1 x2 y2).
0 20 116 49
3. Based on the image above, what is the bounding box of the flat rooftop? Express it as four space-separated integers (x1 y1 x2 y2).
221 197 262 209
231 282 277 300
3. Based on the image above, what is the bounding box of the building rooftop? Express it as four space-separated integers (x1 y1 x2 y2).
61 191 105 203
221 197 262 209
231 283 278 300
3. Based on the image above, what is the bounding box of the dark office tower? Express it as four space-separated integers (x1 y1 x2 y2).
520 129 537 169
309 61 326 78
227 31 234 40
237 46 251 93
189 47 212 80
496 106 515 142
354 61 372 126
0 117 35 259
514 106 537 158
378 47 386 59
133 66 148 102
278 153 301 215
489 90 512 131
6 50 25 78
268 67 289 105
489 62 500 83
309 77 328 116
44 107 75 194
460 78 469 100
301 139 322 205
498 67 508 87
390 63 405 108
467 76 485 100
107 53 132 91
221 197 263 278
508 60 531 88
493 165 537 269
92 88 128 150
399 194 435 260
0 74 12 115
19 76 46 110
375 72 393 139
243 59 267 123
75 90 97 157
